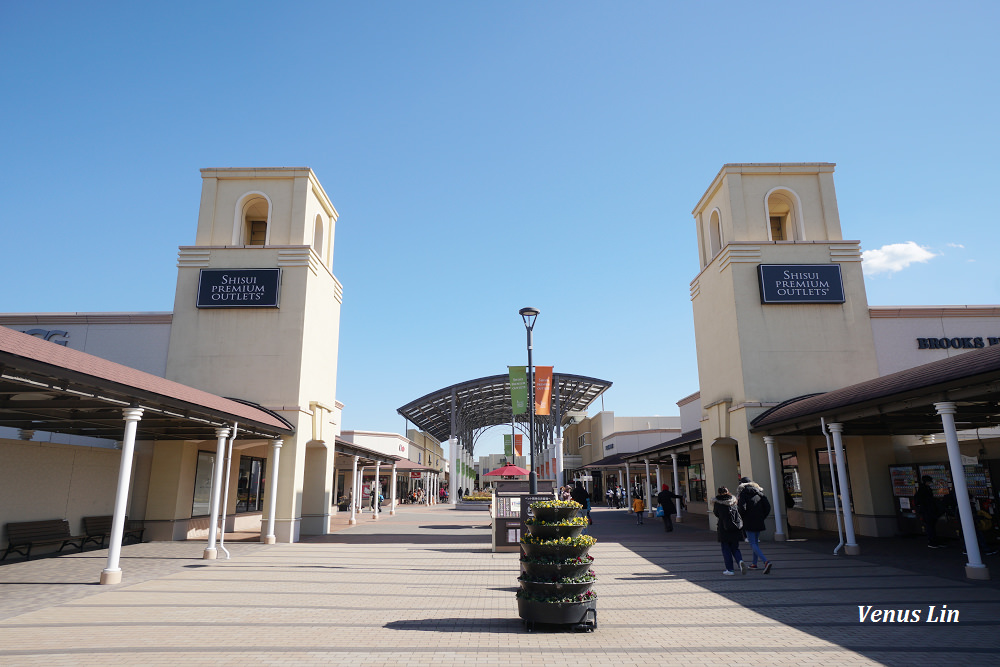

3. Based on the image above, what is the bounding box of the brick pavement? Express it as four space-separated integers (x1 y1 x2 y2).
0 503 998 666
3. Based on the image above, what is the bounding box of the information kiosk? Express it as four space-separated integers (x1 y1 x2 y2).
491 480 555 552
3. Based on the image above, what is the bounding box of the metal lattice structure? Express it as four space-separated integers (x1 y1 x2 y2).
397 373 611 456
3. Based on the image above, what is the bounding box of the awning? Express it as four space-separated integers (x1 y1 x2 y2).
0 327 293 441
751 343 1000 436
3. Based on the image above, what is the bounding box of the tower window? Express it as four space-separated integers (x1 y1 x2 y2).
709 210 723 257
769 215 786 241
765 189 801 242
248 221 267 245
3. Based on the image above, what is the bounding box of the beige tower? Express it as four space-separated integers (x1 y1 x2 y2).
690 163 879 534
162 168 342 542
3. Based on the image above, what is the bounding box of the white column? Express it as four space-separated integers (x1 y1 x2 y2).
827 423 859 555
671 453 682 523
624 462 630 506
100 407 144 585
372 461 381 520
644 458 654 516
764 436 786 541
390 462 398 515
655 465 663 496
203 426 231 559
449 436 457 503
349 456 359 525
331 441 340 513
263 439 282 544
936 402 989 580
554 436 564 488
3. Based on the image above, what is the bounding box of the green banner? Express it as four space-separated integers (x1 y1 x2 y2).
503 434 512 456
509 366 528 415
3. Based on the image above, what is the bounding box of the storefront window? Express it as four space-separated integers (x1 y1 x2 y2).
688 463 706 502
816 448 853 511
236 456 267 513
192 450 215 517
781 452 801 507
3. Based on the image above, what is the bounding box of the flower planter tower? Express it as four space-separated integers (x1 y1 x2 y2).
516 500 597 632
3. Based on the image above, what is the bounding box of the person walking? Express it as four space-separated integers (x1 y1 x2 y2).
631 492 645 525
736 477 772 573
915 475 943 548
571 481 592 524
369 483 381 513
656 484 683 533
712 486 747 576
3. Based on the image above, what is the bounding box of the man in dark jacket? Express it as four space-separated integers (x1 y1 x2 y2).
570 481 592 524
914 475 943 548
737 477 772 573
656 484 683 533
712 486 746 575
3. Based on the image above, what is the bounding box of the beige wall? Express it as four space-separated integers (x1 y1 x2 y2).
0 438 148 553
162 168 343 543
869 306 1000 376
690 164 883 534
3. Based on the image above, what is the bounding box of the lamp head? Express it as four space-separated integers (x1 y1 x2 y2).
519 306 540 330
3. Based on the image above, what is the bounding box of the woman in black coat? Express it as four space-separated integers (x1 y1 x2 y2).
712 486 746 575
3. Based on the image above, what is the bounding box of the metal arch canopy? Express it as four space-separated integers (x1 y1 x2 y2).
397 372 612 446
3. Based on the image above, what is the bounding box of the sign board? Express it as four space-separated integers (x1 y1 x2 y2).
197 268 281 308
757 264 845 304
676 453 691 467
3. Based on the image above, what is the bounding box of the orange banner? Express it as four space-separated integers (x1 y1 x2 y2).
514 434 522 457
534 366 553 415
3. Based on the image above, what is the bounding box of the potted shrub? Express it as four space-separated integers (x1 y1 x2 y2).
517 499 597 631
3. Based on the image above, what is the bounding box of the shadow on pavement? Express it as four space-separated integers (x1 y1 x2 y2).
586 506 1000 666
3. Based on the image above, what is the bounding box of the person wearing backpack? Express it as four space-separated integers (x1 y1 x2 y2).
737 476 772 574
712 486 746 575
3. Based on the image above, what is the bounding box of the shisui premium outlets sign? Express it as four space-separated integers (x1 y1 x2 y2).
196 269 282 308
758 264 845 304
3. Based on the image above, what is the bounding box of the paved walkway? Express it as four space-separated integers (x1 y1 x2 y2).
1 504 999 665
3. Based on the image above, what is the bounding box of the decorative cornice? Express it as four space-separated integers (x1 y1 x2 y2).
718 245 762 273
869 305 1000 318
0 312 173 325
829 242 862 262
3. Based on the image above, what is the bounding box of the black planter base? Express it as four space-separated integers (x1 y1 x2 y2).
517 598 597 633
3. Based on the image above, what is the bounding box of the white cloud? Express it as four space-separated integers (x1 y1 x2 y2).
862 241 936 275
947 243 965 249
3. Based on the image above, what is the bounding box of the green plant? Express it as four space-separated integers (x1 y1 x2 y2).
515 590 597 603
525 516 587 527
520 534 597 547
530 500 582 510
518 570 596 584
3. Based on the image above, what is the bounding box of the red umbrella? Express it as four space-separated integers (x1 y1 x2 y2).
483 463 530 477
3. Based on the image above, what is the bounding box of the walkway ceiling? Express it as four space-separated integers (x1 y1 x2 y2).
751 343 1000 437
0 327 293 442
397 373 612 444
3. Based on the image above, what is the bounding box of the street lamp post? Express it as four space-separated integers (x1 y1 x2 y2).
519 307 539 494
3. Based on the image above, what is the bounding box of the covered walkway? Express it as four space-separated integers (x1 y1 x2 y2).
1 504 998 665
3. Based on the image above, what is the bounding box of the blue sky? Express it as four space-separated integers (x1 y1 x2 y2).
2 2 998 456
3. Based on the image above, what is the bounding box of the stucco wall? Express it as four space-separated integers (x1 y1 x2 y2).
0 438 149 554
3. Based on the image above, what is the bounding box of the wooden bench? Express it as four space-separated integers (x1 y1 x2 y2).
82 516 145 548
3 520 91 560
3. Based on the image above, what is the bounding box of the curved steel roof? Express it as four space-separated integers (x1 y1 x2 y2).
397 373 612 443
